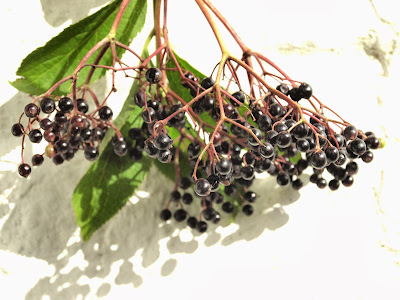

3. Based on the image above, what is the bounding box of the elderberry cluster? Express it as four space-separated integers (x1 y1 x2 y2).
11 94 122 177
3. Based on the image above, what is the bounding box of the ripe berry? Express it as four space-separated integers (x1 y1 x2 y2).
329 179 340 191
76 98 89 113
216 158 232 175
28 129 43 143
310 151 327 169
18 163 31 178
11 123 24 137
345 161 358 175
114 140 128 157
257 114 272 132
230 91 245 106
52 154 64 165
182 72 195 88
269 103 282 116
241 165 255 180
277 173 290 186
276 84 290 95
55 112 67 124
316 178 327 189
154 134 173 150
365 135 380 149
201 77 214 89
202 207 216 221
98 106 113 121
361 150 374 163
350 138 366 156
222 201 234 213
141 107 156 123
160 209 172 221
343 125 358 140
58 97 74 113
194 178 211 197
40 98 56 114
298 82 313 99
244 191 257 203
174 209 187 222
242 204 254 216
24 103 40 118
342 175 354 187
247 128 263 146
289 87 302 101
188 143 201 158
84 147 99 161
134 91 146 107
32 154 44 166
292 179 303 190
276 131 291 148
145 68 162 84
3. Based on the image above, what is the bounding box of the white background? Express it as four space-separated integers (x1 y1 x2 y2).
1 0 400 299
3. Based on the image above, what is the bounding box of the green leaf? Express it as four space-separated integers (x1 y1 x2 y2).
11 0 147 96
72 79 151 241
165 52 216 126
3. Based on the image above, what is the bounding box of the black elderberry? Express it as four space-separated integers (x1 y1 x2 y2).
241 165 255 180
230 91 245 106
276 83 290 95
114 140 128 157
160 209 172 221
289 87 302 101
157 149 172 163
222 202 234 213
200 95 215 111
145 68 162 84
277 173 290 186
188 143 201 159
187 217 198 228
292 179 303 190
334 150 347 166
244 191 257 203
247 128 263 146
242 204 254 216
55 112 67 124
329 179 340 191
224 185 237 196
269 103 283 116
154 134 173 150
365 135 380 149
257 114 272 132
196 221 208 233
298 82 313 99
98 106 113 121
342 175 354 187
325 146 340 163
79 128 92 141
31 154 44 166
343 125 358 140
296 139 310 152
18 163 31 178
40 98 55 114
265 130 278 145
345 161 358 175
11 123 24 137
84 147 99 161
194 178 211 197
310 151 327 169
334 167 347 181
216 158 232 175
201 77 215 89
292 123 309 139
316 178 327 189
52 154 64 165
24 103 40 118
276 131 291 148
28 129 42 143
361 150 374 163
55 139 69 154
260 143 275 158
58 97 74 113
350 138 366 156
182 72 195 88
76 98 89 113
64 149 75 161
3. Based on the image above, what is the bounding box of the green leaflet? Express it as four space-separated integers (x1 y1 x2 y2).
11 0 147 96
72 79 151 241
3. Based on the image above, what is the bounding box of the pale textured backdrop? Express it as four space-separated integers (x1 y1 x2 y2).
1 1 399 299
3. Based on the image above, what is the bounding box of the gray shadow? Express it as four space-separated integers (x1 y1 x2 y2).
40 0 110 27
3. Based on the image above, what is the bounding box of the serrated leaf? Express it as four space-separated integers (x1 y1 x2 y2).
72 79 150 241
165 52 216 126
11 0 147 96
